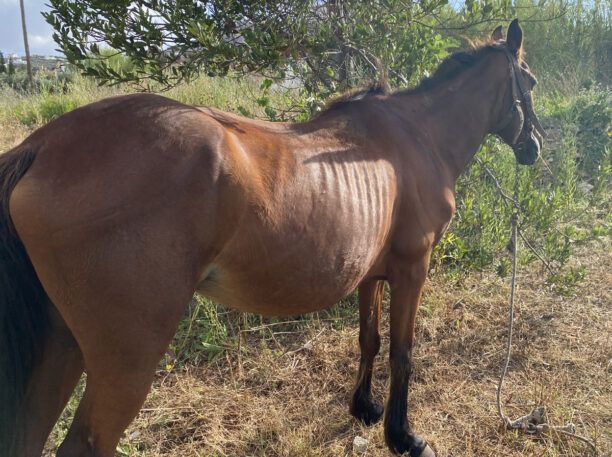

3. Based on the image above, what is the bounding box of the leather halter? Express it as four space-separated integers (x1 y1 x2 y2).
494 48 546 146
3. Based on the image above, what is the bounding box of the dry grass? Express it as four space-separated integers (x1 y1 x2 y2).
0 118 29 152
103 240 609 457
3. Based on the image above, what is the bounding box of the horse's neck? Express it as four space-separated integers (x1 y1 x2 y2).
395 64 504 182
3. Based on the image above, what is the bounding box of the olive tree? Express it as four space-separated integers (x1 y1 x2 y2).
46 1 468 89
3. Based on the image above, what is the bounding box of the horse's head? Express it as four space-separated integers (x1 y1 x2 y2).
491 19 546 165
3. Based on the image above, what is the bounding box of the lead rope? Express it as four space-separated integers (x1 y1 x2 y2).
495 163 598 455
495 166 520 429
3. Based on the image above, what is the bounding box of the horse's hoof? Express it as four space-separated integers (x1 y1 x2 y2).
415 444 436 457
386 428 434 457
350 398 384 426
402 443 434 457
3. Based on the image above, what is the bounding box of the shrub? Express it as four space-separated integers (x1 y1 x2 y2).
12 93 79 127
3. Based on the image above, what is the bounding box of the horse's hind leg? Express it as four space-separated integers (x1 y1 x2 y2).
350 279 385 425
55 292 191 457
53 270 195 457
57 349 162 457
18 304 84 456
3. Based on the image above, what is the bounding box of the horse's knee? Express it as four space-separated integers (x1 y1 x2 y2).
359 331 381 356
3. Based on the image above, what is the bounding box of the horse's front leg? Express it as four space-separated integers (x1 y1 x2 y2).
350 279 385 425
385 253 435 457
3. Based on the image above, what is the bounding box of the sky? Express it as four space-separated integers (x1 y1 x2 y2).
0 0 58 56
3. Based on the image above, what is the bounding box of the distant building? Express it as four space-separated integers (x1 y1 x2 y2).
4 53 66 71
8 54 26 65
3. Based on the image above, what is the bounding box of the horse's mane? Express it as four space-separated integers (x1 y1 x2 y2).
398 40 514 96
321 84 389 114
318 39 511 116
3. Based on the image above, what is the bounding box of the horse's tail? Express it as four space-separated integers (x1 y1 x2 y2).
0 147 49 455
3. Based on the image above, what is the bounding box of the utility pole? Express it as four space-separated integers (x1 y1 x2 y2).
19 0 34 90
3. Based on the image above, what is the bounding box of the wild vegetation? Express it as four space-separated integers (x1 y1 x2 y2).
0 0 610 455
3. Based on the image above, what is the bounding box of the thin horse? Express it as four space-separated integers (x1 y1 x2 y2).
0 20 544 457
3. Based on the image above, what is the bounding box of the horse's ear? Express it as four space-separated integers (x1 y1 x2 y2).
507 19 523 54
491 25 504 41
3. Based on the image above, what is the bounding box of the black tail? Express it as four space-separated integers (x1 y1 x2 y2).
0 147 49 455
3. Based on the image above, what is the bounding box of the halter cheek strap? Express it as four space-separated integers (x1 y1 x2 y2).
494 49 547 145
495 96 524 144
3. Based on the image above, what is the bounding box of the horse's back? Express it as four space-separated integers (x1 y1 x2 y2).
11 93 230 230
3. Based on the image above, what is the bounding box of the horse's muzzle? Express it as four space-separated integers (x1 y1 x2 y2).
514 132 541 165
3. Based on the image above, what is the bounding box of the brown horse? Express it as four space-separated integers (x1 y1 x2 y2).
0 20 545 457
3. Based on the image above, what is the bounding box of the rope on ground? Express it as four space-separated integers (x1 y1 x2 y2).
488 161 599 455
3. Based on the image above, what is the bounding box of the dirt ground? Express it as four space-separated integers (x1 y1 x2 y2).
106 241 610 457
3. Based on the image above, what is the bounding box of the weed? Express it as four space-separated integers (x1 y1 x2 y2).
546 264 587 296
164 295 229 369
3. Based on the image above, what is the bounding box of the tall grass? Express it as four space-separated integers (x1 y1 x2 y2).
520 0 611 93
0 76 119 127
0 72 300 130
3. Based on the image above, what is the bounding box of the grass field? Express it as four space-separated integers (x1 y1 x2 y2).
1 76 610 457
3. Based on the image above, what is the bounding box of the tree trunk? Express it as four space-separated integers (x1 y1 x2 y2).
19 0 34 91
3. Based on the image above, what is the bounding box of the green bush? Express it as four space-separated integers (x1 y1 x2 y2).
0 69 73 93
163 295 229 369
12 93 79 127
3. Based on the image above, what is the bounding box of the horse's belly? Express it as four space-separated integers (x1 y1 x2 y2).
197 236 380 316
198 276 350 316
